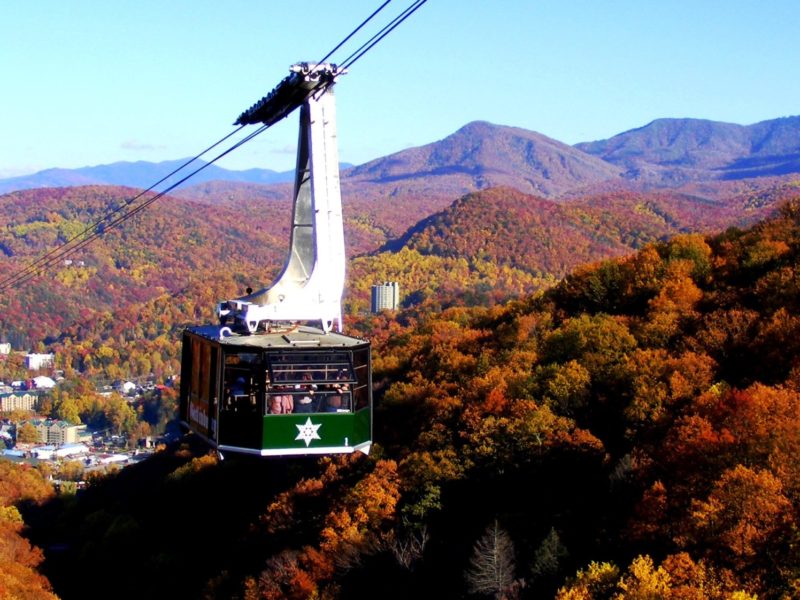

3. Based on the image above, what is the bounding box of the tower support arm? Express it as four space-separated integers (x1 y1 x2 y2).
234 63 345 127
218 63 347 334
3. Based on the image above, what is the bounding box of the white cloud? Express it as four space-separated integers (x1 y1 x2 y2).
120 140 166 151
270 145 296 155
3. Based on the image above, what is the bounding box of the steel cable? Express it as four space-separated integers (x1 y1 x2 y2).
0 0 427 293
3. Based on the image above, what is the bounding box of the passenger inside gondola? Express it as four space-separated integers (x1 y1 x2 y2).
324 394 342 412
268 369 293 414
269 391 293 414
294 372 317 413
229 376 256 412
324 370 350 412
231 376 246 398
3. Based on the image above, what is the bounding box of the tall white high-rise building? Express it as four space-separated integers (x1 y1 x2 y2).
25 353 54 371
371 281 400 313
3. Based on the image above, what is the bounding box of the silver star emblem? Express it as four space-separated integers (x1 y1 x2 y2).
295 417 322 447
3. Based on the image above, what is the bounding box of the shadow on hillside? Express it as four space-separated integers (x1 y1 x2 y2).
26 434 320 600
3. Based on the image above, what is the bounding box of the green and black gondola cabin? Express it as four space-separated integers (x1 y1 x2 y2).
179 325 372 457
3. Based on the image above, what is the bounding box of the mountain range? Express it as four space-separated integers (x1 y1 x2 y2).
576 115 800 184
2 113 800 350
2 115 798 197
0 159 296 196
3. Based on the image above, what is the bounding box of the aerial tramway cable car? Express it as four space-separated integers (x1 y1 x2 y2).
179 63 372 456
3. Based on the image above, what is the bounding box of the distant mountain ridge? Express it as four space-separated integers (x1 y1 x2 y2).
344 121 623 197
1 115 798 196
0 159 297 195
576 116 800 184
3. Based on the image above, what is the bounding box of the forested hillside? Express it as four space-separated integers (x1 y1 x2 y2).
9 195 800 599
2 180 798 384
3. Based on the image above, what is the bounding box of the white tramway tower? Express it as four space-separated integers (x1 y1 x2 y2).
217 63 347 334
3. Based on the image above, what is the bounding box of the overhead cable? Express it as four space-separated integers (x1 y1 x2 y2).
0 124 269 292
340 0 427 69
0 0 427 293
0 125 247 292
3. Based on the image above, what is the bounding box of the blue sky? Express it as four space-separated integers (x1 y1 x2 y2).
1 0 798 178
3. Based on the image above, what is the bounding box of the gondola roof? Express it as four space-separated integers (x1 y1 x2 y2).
186 325 368 350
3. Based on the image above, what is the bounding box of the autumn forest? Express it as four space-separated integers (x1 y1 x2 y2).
2 154 800 599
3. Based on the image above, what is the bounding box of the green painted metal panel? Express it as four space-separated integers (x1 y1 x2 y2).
260 408 370 451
